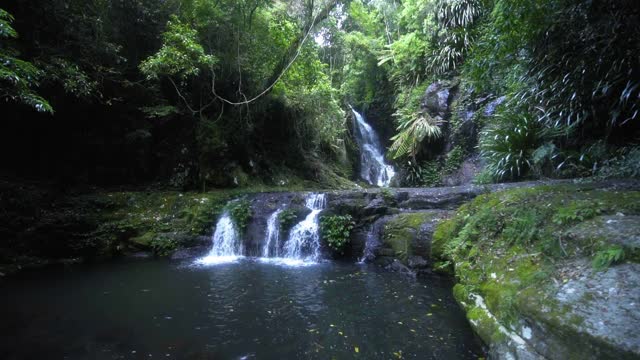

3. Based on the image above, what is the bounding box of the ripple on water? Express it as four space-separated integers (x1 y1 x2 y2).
256 257 320 267
0 258 484 359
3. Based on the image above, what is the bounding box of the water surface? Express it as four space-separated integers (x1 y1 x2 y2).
0 259 483 359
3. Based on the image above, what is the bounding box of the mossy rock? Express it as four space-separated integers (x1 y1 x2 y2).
436 184 640 359
382 212 439 263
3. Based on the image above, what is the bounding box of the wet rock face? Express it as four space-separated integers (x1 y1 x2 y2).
484 96 506 117
567 215 640 258
553 263 640 358
512 261 640 360
423 82 454 119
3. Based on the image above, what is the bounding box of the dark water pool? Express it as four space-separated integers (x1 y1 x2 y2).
0 258 483 359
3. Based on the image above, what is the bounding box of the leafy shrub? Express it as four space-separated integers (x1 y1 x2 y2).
480 109 542 180
150 236 177 257
419 160 442 187
592 246 625 271
401 160 440 187
320 214 355 254
401 146 466 186
228 199 252 232
277 209 299 233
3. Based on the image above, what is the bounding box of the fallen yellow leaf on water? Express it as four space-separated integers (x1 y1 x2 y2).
330 324 335 327
410 329 416 333
354 347 359 353
339 331 344 336
397 321 403 325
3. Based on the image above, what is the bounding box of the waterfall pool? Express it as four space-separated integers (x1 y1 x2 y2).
1 258 484 359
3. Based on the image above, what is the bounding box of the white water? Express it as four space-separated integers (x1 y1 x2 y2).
357 217 385 263
281 194 326 263
351 108 395 187
358 228 379 264
262 209 282 258
195 212 243 265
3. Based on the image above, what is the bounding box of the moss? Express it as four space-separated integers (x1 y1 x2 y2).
466 306 507 345
436 184 640 350
431 218 459 260
382 212 435 262
452 283 471 304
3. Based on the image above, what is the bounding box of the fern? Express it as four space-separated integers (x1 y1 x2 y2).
389 111 442 159
592 246 625 271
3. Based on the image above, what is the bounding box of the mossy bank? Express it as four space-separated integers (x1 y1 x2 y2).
0 181 334 275
432 184 640 359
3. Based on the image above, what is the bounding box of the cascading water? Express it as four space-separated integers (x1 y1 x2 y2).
262 209 283 258
358 217 387 263
195 211 243 265
351 107 395 187
281 193 326 263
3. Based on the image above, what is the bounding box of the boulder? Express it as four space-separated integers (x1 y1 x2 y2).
380 211 449 263
422 82 454 118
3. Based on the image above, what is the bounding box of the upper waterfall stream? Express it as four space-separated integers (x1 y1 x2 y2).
351 107 395 187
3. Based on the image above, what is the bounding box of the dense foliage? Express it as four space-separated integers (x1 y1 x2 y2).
0 0 638 188
0 9 52 113
320 214 355 254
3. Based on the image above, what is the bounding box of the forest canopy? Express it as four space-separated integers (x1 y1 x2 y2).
1 0 638 188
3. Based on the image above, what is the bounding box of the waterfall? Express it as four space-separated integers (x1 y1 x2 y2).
262 209 282 258
351 107 396 187
195 212 243 265
358 217 386 263
281 193 326 263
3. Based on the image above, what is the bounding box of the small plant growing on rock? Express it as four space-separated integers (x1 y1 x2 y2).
379 188 395 203
320 214 355 254
228 199 252 232
552 200 602 225
277 209 298 233
592 245 625 271
150 236 177 257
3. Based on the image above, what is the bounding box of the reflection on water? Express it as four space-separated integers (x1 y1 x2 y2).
0 258 483 359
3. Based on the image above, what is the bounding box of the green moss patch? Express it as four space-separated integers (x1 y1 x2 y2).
433 184 640 349
382 212 437 262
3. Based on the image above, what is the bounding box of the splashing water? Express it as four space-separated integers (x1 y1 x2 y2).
262 209 282 258
358 217 387 263
282 194 326 263
195 212 243 265
351 107 395 187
